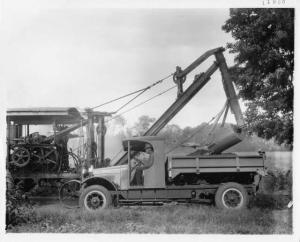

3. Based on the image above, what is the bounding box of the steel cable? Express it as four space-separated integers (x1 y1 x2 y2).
114 88 148 113
165 116 215 154
91 73 174 110
106 85 177 123
166 100 229 154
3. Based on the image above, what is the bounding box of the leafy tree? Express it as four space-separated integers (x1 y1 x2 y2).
126 114 286 152
130 115 156 136
222 8 294 146
160 124 183 146
106 115 127 136
112 115 126 127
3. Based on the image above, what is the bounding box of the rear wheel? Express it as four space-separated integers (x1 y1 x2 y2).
79 185 111 211
215 182 248 209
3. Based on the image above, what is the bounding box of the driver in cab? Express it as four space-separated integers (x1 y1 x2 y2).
130 143 154 186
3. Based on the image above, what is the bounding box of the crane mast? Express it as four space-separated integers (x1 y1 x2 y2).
145 47 245 136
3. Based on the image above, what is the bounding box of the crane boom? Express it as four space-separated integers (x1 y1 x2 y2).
115 47 244 165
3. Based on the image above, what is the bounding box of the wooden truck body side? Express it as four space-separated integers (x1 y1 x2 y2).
168 153 265 178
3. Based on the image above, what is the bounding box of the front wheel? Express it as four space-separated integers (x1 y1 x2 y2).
215 182 248 210
79 185 111 211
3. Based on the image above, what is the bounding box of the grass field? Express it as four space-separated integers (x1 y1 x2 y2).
6 151 293 234
7 200 292 234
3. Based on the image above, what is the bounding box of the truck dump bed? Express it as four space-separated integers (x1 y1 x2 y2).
167 153 265 179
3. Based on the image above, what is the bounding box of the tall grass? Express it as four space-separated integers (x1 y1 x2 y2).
8 203 292 234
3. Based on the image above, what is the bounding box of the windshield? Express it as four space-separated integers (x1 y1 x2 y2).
111 140 153 166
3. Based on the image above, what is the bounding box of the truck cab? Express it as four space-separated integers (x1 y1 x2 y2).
88 136 166 190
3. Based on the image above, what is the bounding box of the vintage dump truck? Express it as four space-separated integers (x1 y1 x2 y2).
80 136 265 210
78 47 267 210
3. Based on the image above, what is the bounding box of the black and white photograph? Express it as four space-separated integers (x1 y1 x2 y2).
0 0 297 239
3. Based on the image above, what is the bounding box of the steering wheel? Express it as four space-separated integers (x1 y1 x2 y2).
133 157 144 166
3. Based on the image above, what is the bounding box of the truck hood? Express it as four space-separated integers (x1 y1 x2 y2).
92 165 124 176
91 165 127 188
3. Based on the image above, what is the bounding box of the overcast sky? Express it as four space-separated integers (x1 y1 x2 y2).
1 2 242 130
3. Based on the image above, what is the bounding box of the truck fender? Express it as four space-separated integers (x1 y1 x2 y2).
81 176 118 192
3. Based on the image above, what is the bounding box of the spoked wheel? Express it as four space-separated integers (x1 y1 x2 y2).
59 180 81 208
222 188 243 208
31 147 59 172
79 185 111 212
11 147 31 167
215 182 248 210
